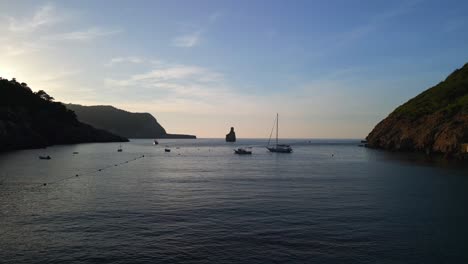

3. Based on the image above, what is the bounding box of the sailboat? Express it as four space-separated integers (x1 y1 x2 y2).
266 113 292 153
117 144 123 152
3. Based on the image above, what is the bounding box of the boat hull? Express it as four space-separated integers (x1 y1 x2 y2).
267 147 292 153
234 150 252 155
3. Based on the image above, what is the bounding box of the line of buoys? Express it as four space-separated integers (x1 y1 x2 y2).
0 154 146 239
39 154 146 187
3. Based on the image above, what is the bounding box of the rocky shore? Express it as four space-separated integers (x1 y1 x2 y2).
367 63 468 157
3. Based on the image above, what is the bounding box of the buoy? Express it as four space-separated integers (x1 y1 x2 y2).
43 183 47 186
75 174 79 177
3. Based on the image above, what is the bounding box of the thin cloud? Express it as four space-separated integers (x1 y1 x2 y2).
38 70 81 82
106 65 222 87
105 57 163 67
106 56 145 66
44 27 121 41
172 31 201 47
7 3 61 32
309 0 423 58
208 11 223 23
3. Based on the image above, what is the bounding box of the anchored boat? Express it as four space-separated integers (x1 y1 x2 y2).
266 113 292 153
234 147 252 155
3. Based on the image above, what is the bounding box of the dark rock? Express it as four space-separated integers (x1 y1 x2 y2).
226 127 236 142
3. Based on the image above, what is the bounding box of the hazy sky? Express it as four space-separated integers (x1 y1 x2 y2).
1 0 467 138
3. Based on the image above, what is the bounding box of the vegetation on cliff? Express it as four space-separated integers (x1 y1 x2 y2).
0 78 128 152
367 63 468 155
66 104 196 139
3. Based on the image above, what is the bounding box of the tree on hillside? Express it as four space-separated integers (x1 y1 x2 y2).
35 90 55 101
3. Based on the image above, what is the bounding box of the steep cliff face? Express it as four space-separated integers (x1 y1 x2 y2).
226 127 236 142
0 79 128 152
367 63 468 155
66 104 196 139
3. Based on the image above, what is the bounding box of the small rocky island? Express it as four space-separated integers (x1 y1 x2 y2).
0 78 128 152
226 127 236 142
367 63 468 157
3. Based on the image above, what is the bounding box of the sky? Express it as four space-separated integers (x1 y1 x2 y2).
1 0 468 138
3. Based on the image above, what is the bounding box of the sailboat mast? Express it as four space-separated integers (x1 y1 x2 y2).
276 113 279 147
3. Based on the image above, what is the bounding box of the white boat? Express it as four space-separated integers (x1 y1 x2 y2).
266 113 292 153
234 147 252 155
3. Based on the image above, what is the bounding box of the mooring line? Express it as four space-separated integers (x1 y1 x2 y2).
23 154 147 189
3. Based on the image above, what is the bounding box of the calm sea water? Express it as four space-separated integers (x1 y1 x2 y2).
1 139 468 263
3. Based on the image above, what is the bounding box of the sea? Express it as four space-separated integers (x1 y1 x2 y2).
1 139 467 263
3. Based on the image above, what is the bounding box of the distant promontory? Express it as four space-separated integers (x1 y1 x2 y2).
66 104 196 139
0 78 128 152
366 63 468 157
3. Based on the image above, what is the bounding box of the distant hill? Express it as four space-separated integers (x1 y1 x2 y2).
367 63 468 156
0 78 128 152
66 104 196 139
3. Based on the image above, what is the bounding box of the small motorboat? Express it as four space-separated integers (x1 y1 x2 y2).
165 148 171 152
73 152 79 154
154 140 159 145
234 147 252 155
39 155 51 160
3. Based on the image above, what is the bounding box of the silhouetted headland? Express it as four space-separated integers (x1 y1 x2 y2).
66 104 196 139
0 78 128 152
367 63 468 158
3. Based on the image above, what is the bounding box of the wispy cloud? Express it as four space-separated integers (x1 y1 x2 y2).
107 56 144 66
443 17 466 33
4 44 33 56
312 0 423 57
44 27 121 41
7 3 61 32
38 69 81 82
105 64 222 90
172 31 202 47
171 11 222 48
105 56 163 67
208 11 223 23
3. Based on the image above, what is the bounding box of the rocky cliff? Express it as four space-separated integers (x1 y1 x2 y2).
367 63 468 156
226 127 236 142
66 104 196 139
0 78 128 152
